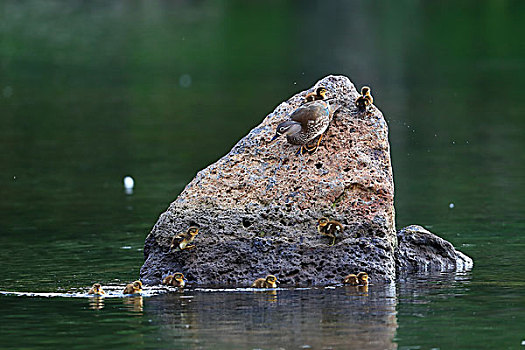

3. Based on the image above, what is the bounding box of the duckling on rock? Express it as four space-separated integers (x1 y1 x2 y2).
123 280 143 294
355 86 374 112
342 274 359 286
170 226 199 252
317 217 343 246
271 100 332 155
163 272 186 288
304 86 328 103
252 275 279 288
357 272 369 286
88 283 105 295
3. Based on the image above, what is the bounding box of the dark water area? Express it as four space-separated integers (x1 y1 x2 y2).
1 1 525 349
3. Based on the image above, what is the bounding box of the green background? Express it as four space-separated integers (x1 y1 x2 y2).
1 1 524 349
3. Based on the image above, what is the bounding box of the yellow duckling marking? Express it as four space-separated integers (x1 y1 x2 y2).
343 274 359 286
88 283 105 295
344 272 369 286
355 86 374 112
252 275 279 288
163 272 186 288
317 217 343 246
123 280 143 294
170 226 199 252
357 272 369 286
304 86 328 103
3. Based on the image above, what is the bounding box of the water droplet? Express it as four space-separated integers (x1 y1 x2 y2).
124 176 134 189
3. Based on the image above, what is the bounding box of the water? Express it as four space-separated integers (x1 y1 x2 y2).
1 1 525 349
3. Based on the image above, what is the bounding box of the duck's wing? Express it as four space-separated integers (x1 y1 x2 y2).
170 234 185 244
290 101 329 123
327 222 343 235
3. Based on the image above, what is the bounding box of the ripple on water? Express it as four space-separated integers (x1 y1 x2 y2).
0 284 375 298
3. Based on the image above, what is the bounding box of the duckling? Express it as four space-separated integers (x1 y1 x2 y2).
87 283 105 295
170 226 199 252
123 280 143 294
163 272 186 288
355 86 373 112
317 217 343 246
304 86 328 103
342 274 359 286
252 275 279 288
271 100 332 155
357 272 369 286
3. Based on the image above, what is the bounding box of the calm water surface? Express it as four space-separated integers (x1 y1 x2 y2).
1 1 525 349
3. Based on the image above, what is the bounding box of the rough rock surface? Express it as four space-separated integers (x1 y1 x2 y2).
141 75 398 285
395 225 473 274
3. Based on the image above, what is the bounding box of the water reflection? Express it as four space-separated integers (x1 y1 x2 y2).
344 284 369 295
122 296 144 313
2 273 488 349
146 285 398 349
88 296 104 310
252 289 278 303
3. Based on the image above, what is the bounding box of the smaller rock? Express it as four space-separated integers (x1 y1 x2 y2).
395 225 473 274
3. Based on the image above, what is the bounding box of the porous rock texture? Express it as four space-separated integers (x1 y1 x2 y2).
395 225 473 274
141 75 398 286
140 75 473 286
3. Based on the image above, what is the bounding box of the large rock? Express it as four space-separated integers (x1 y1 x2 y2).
395 225 473 274
141 75 398 285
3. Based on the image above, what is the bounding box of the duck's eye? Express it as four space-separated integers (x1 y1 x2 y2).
279 127 285 132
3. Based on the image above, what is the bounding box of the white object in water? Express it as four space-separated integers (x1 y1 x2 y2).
449 203 455 209
124 176 134 189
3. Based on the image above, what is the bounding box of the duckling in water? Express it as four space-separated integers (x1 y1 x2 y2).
304 86 328 103
357 272 369 286
343 274 359 286
123 280 143 294
317 217 343 246
252 275 279 288
271 100 332 155
88 283 105 295
355 86 374 112
170 226 199 252
163 272 186 288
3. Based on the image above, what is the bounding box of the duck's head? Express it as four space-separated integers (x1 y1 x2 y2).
318 217 329 227
265 275 279 287
188 226 199 237
133 280 143 291
316 86 328 98
357 272 369 285
173 272 186 285
92 283 103 294
343 274 358 285
271 121 302 141
361 86 371 95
